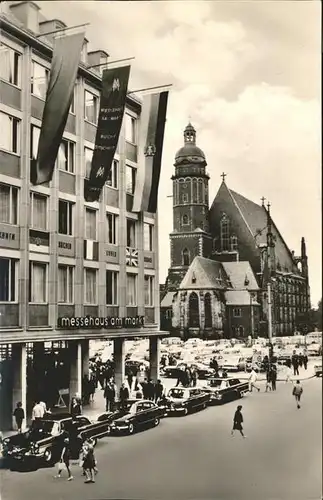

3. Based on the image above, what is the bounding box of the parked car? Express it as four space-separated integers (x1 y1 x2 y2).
221 356 246 372
98 399 163 435
161 362 214 379
1 413 108 465
165 387 210 416
201 377 249 405
314 364 322 377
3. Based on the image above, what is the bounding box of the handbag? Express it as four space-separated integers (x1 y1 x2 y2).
58 460 65 472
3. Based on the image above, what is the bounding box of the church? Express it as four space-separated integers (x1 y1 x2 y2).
160 123 311 340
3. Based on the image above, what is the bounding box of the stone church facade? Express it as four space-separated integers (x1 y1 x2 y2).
160 123 311 339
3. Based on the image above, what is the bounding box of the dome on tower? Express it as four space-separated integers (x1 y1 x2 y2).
174 122 206 166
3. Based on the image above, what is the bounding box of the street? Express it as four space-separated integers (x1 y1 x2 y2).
0 377 321 500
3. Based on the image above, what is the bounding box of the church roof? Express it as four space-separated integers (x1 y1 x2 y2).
160 291 176 308
175 144 206 163
179 257 231 290
221 261 259 291
225 290 260 306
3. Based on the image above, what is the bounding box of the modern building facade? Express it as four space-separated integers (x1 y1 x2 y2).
0 1 164 430
161 123 311 339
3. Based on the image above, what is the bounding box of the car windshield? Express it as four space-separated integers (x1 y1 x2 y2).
168 388 186 399
209 379 225 388
30 420 55 435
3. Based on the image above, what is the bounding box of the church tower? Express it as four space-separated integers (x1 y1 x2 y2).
165 123 213 290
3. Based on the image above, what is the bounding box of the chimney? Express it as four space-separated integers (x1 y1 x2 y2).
9 1 41 33
80 38 89 65
38 19 67 45
88 50 109 74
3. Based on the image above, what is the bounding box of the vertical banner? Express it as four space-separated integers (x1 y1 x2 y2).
31 31 85 185
132 91 168 213
84 65 131 202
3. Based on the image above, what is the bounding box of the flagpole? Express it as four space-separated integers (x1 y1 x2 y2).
88 57 135 69
127 84 172 95
36 23 90 38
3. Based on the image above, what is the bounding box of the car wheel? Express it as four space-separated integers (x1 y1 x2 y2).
202 402 207 409
128 423 135 434
43 448 52 464
154 417 160 427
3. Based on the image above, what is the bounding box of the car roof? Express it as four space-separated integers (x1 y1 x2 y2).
42 412 72 421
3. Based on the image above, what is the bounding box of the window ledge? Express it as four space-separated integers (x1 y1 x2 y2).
0 148 20 158
0 78 21 90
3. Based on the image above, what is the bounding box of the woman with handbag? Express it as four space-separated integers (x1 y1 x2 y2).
54 437 73 481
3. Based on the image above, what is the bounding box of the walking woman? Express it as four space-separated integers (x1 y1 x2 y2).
83 441 96 483
54 438 73 480
231 405 246 438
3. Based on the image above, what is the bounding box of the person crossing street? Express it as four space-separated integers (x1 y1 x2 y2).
292 380 303 409
248 369 260 392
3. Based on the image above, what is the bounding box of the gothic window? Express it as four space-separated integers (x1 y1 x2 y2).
192 178 198 203
204 293 212 328
204 181 208 205
198 179 204 203
231 235 238 251
188 292 199 327
182 193 189 204
182 214 189 225
182 248 190 266
220 214 230 251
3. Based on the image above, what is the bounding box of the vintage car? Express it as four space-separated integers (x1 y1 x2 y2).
161 362 214 380
314 364 322 377
98 399 164 435
221 356 247 372
165 387 210 416
1 412 111 464
201 377 249 404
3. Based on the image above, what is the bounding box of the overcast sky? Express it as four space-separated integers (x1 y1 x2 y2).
39 1 321 306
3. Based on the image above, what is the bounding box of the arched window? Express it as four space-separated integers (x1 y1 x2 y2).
182 214 189 225
188 292 200 327
204 293 212 328
182 248 190 266
192 178 198 203
230 235 238 251
198 179 204 203
204 181 208 204
220 214 230 251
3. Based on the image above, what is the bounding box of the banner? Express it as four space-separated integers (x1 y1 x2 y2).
31 31 85 185
132 91 168 213
84 65 131 202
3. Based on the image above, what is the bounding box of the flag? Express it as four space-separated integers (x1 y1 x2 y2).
132 91 168 213
126 247 138 267
31 31 85 185
84 65 131 202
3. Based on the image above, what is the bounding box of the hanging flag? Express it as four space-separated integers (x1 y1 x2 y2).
126 247 138 267
31 31 85 185
84 65 131 202
132 91 168 213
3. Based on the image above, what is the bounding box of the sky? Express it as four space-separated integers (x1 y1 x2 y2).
38 1 321 306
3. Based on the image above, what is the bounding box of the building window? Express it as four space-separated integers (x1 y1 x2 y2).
84 147 93 178
220 214 230 251
30 192 47 230
125 113 136 144
182 214 189 225
106 159 118 188
30 125 40 160
0 183 18 224
144 223 153 251
144 275 154 306
84 90 98 123
31 61 49 99
233 307 242 317
58 265 74 303
58 200 74 235
126 273 137 305
85 208 97 240
0 112 20 154
198 179 204 204
231 236 238 251
126 219 136 247
192 178 198 203
182 248 190 266
188 292 199 327
84 268 97 304
106 212 118 245
106 270 118 305
204 293 212 328
29 262 47 303
182 193 189 204
126 165 136 194
58 140 75 173
0 43 21 86
0 258 17 302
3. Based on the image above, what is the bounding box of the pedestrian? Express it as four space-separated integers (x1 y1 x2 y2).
31 400 45 422
146 379 155 401
303 351 308 370
191 368 197 387
82 441 96 483
265 369 272 392
154 379 164 403
291 351 299 376
127 368 134 393
285 365 293 383
141 378 149 398
231 405 246 438
222 369 228 379
39 400 47 415
54 437 73 480
13 402 25 433
88 374 96 403
271 365 277 391
70 396 82 419
292 380 303 409
248 369 260 392
104 380 116 412
119 382 129 411
298 353 303 368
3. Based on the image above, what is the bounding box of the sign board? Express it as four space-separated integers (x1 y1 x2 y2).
55 388 69 408
57 315 144 329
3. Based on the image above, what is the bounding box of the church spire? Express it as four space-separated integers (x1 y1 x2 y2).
184 122 196 146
